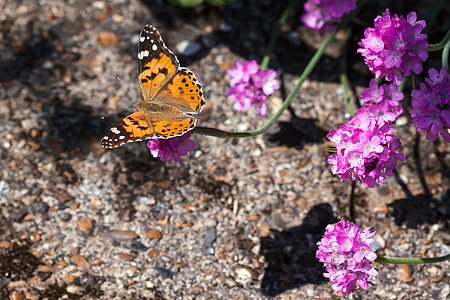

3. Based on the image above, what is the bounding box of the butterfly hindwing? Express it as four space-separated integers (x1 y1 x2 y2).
138 25 179 100
150 114 197 139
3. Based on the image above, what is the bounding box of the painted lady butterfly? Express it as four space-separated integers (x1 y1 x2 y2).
101 25 205 148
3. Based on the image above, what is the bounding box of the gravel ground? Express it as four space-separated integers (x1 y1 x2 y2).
0 0 449 299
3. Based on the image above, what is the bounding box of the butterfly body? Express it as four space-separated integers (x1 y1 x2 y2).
101 25 205 149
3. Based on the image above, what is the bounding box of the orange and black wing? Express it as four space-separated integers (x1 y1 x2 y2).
157 67 206 114
101 111 154 148
149 68 205 138
138 25 179 101
150 113 198 139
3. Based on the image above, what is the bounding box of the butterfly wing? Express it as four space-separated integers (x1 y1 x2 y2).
101 111 154 148
157 67 206 114
138 25 179 101
150 112 198 139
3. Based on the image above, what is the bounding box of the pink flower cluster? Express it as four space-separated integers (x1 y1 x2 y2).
227 60 279 116
411 67 450 142
147 132 195 162
356 79 404 123
358 9 428 85
316 219 378 297
327 114 405 188
301 0 358 32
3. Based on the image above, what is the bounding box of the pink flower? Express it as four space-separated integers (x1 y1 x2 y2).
327 113 405 188
359 79 404 123
410 67 450 142
227 60 279 116
254 69 279 95
360 79 383 103
147 132 195 162
228 60 258 85
316 219 378 297
301 0 358 33
358 9 428 85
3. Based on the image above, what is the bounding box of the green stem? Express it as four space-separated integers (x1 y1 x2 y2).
375 253 450 266
427 29 450 52
398 75 408 92
194 0 369 138
260 0 297 70
340 27 355 116
443 36 449 70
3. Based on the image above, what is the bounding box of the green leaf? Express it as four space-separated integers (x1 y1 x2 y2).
206 0 236 6
167 0 205 8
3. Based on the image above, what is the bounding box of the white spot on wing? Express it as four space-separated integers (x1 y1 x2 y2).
152 44 157 51
111 127 121 134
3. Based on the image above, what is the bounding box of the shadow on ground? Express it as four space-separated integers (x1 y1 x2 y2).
259 203 336 296
0 218 104 299
388 135 450 229
268 104 326 149
388 189 450 229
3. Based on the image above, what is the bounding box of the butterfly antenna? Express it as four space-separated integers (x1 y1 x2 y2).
101 77 137 120
117 76 137 103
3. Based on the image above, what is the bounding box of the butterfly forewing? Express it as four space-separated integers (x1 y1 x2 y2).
138 25 180 100
101 111 154 148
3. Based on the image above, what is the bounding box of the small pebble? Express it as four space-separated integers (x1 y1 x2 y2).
176 40 201 57
118 208 134 222
119 252 137 261
126 266 138 277
202 226 216 255
137 196 156 206
82 275 98 285
66 284 83 294
370 233 386 252
106 230 139 242
188 286 204 295
145 228 162 240
9 291 21 300
396 264 414 282
0 240 11 249
233 266 253 286
97 31 119 46
145 281 155 289
63 275 76 283
147 249 161 257
77 217 95 235
70 255 90 271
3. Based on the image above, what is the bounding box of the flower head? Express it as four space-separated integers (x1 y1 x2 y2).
301 0 358 33
359 79 404 123
410 67 450 142
227 60 279 116
327 114 405 188
316 219 378 297
358 9 428 85
147 132 195 162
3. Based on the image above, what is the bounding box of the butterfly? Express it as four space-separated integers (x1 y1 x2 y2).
101 25 205 149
